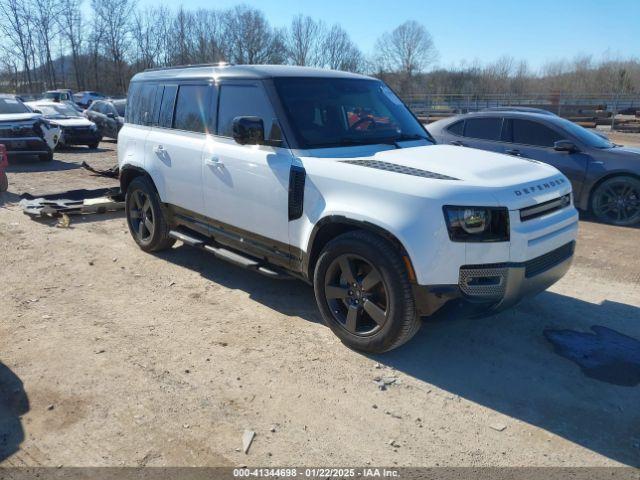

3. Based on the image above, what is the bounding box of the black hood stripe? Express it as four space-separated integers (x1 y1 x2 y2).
339 159 459 180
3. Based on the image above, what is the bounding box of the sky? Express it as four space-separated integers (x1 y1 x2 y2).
135 0 640 71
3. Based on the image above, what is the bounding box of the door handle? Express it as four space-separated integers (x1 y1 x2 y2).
153 144 164 153
450 140 465 146
505 149 521 156
205 155 223 167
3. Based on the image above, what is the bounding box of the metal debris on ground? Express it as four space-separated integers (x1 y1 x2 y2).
56 213 71 228
81 161 119 178
242 430 256 454
20 187 124 218
373 376 398 390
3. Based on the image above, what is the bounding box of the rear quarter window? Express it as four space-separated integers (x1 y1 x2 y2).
447 120 464 136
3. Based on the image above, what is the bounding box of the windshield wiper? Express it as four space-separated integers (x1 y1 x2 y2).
393 134 428 142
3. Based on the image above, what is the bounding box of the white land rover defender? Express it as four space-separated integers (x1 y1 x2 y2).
118 64 578 353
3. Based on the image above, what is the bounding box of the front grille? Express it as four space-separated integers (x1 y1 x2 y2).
0 124 38 138
63 126 92 133
459 266 508 297
524 241 575 278
520 194 571 221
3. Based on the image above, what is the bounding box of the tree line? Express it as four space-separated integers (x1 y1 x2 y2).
1 0 639 98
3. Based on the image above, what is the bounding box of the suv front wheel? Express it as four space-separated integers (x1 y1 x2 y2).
125 176 176 252
313 230 421 353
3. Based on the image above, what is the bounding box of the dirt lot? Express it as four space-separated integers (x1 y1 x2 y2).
1 135 639 468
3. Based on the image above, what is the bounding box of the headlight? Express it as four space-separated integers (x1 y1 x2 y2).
90 123 97 131
443 206 510 242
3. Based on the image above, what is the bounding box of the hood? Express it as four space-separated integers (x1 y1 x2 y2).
0 112 42 123
301 144 572 209
50 117 94 127
606 145 640 157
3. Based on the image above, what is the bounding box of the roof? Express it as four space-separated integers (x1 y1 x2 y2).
131 64 374 83
460 110 565 121
26 100 59 106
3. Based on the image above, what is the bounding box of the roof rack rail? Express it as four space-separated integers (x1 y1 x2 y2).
143 62 234 72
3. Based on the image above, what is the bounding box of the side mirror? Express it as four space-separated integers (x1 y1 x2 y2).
33 109 42 114
554 140 578 152
232 116 264 145
107 112 116 119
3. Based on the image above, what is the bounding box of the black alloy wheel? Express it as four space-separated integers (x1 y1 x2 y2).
324 254 389 336
592 176 640 226
128 189 154 244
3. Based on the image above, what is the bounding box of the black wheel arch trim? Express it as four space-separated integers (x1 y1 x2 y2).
302 215 417 283
120 164 152 194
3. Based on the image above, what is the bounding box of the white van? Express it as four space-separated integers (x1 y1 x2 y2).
118 64 578 352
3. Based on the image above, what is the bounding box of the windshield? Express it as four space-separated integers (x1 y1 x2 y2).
34 104 80 118
274 78 431 149
113 101 126 116
43 92 60 100
557 117 614 149
0 97 30 114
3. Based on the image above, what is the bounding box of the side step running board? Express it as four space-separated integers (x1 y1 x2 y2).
169 228 290 279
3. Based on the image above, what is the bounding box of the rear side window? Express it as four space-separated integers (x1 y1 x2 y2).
126 82 157 125
173 85 210 133
447 120 464 135
464 118 501 141
158 85 178 128
217 84 276 139
507 119 564 147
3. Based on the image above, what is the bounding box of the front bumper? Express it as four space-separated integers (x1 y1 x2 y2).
61 128 101 145
0 137 50 157
414 241 575 316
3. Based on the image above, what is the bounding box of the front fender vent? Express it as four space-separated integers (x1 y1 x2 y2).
288 165 306 220
339 159 458 180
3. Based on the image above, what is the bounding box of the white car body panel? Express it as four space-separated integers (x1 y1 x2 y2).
286 144 577 284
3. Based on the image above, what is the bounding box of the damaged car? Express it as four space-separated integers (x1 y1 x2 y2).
0 94 56 162
28 101 102 149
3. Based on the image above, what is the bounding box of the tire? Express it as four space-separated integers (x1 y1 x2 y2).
88 142 100 149
0 172 7 193
39 150 53 162
125 176 176 252
590 175 640 226
313 230 420 353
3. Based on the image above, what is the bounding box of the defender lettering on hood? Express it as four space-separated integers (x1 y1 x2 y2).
514 177 567 196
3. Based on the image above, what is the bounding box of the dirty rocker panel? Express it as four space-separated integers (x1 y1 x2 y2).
167 204 303 272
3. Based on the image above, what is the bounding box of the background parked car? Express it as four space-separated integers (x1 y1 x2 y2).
84 99 125 139
27 100 101 149
73 91 107 109
42 89 84 115
0 94 54 162
427 110 640 226
0 144 8 192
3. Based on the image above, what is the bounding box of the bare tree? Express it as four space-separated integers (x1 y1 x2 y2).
92 0 134 94
132 6 166 70
0 0 36 89
224 5 282 64
32 0 62 89
374 21 437 77
321 24 363 71
287 15 323 67
57 0 84 89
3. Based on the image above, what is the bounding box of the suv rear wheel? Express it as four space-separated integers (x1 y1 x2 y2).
125 176 176 252
313 230 420 353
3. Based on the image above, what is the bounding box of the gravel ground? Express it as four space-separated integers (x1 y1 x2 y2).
1 138 639 468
